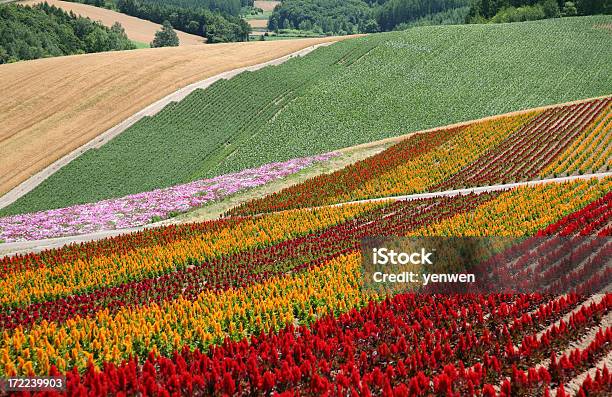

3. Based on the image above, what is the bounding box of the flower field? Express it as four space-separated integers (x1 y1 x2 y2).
231 97 611 216
0 176 610 396
1 10 611 397
0 154 336 242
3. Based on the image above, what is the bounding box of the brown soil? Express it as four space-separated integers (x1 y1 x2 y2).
19 0 204 45
248 19 269 29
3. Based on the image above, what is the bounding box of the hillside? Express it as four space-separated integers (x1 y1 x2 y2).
3 16 610 216
0 2 135 63
0 171 610 394
230 97 611 215
20 0 204 45
1 96 610 243
0 36 350 200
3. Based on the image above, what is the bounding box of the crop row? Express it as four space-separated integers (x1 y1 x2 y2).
3 177 608 329
0 202 383 308
0 178 609 377
231 97 610 216
543 101 612 177
34 291 611 396
575 365 611 396
0 193 495 328
0 154 336 243
433 97 610 191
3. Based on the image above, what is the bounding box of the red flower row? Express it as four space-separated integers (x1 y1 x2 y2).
36 292 610 396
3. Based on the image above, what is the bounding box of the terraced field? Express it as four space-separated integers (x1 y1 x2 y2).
4 16 610 217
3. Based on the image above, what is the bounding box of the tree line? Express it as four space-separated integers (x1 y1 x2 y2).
68 0 251 42
268 0 610 35
0 2 134 64
467 0 611 23
268 0 471 34
72 0 253 17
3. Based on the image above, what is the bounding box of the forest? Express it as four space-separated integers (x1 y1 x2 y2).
0 2 135 64
467 0 611 23
269 0 611 34
69 0 252 42
268 0 471 34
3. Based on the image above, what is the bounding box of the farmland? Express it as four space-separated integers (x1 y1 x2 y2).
0 176 610 396
19 0 204 45
254 1 280 12
231 97 611 215
1 7 611 396
0 154 336 242
4 16 611 216
0 35 350 200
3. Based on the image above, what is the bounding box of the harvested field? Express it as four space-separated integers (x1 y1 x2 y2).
0 36 351 197
19 0 204 45
254 0 280 12
248 19 269 29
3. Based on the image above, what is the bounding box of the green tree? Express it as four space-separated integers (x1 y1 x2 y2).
542 0 561 16
151 20 179 47
561 1 578 15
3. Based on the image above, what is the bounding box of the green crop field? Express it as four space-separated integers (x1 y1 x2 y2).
3 15 611 216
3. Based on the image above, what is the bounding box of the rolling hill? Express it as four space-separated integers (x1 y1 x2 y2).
19 0 204 45
3 15 610 216
0 36 350 201
0 96 609 244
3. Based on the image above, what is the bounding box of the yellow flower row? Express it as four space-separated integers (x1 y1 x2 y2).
542 103 611 176
1 253 371 377
333 112 537 202
413 177 612 237
0 202 383 308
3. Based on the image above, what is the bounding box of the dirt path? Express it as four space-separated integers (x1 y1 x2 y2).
1 172 609 257
18 0 203 45
0 36 353 201
325 172 612 208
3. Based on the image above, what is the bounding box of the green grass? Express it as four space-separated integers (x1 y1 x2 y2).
244 10 272 20
131 40 150 49
3 16 611 216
